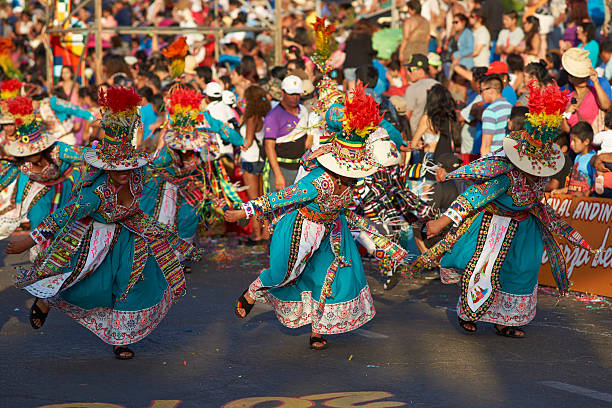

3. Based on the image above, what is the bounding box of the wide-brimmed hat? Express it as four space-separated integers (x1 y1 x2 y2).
562 47 592 78
316 83 386 178
163 86 206 151
503 82 568 176
84 86 148 170
4 96 57 157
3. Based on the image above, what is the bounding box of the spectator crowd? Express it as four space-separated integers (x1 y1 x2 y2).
2 0 612 231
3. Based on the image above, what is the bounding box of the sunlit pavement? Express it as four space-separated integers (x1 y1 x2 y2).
1 235 611 408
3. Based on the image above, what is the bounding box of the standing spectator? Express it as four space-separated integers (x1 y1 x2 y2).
451 14 475 70
240 86 271 244
403 54 440 135
399 0 430 65
410 84 457 162
342 20 376 90
561 48 612 133
206 82 239 158
517 16 542 61
469 9 491 68
577 22 600 68
263 75 308 192
480 75 512 155
495 11 524 61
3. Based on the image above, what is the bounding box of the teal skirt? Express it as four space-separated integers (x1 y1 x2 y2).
250 210 375 335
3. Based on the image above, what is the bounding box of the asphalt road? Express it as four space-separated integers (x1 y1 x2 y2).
1 234 611 408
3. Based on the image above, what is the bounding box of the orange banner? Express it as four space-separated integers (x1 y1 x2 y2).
539 194 612 297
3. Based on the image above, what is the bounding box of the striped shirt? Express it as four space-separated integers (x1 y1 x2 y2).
482 97 512 151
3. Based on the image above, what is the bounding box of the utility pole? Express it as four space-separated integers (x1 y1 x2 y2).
94 0 102 85
274 0 282 66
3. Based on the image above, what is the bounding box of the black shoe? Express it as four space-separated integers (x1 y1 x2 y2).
420 268 440 280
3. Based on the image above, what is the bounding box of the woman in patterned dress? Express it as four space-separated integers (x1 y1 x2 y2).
7 87 200 359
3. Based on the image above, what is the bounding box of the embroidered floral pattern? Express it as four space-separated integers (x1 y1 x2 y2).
48 288 176 345
457 285 538 325
507 169 546 207
249 277 376 334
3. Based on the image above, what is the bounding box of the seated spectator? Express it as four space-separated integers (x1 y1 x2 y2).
577 22 600 68
507 105 528 131
495 10 524 61
402 54 439 136
546 133 573 192
552 122 596 197
480 75 512 156
592 110 612 194
598 41 612 81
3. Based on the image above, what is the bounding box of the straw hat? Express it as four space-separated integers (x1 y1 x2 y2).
503 82 568 176
4 96 57 157
562 48 592 78
163 86 207 151
84 86 148 170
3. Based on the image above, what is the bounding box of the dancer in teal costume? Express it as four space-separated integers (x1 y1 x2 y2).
225 87 407 350
0 96 87 241
7 86 200 359
419 82 595 338
141 87 243 242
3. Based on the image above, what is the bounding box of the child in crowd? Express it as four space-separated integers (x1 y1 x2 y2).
592 110 612 194
551 122 596 197
507 105 528 132
546 133 573 192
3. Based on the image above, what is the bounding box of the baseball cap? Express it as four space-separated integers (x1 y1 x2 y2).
405 54 429 70
486 61 509 75
427 52 442 67
222 90 236 107
205 82 223 98
281 75 304 94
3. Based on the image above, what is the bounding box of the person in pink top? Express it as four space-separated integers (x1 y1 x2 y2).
561 48 611 133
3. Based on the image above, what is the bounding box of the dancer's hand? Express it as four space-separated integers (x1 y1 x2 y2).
224 209 247 223
426 216 452 239
6 236 36 254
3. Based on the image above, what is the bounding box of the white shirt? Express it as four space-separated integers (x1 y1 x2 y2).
207 101 237 156
593 129 612 154
472 26 491 67
497 27 524 58
240 123 265 162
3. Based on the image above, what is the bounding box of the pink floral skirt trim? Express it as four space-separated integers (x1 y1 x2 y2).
457 285 538 326
48 288 176 345
248 277 376 335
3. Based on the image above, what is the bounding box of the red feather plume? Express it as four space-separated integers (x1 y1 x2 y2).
343 82 383 136
167 87 203 114
98 86 142 113
0 78 21 92
6 96 33 116
527 80 569 115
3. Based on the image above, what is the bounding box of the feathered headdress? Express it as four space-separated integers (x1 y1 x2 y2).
4 96 58 157
162 36 189 79
164 86 207 151
503 81 570 176
84 86 147 170
341 82 384 142
0 79 21 100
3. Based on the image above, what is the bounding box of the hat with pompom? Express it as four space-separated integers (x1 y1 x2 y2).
5 96 57 156
84 86 148 170
503 81 569 176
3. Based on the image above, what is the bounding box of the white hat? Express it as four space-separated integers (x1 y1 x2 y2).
205 82 223 98
281 75 304 94
124 56 138 66
222 90 236 106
